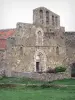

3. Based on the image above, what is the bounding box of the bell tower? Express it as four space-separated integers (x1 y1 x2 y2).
33 7 60 28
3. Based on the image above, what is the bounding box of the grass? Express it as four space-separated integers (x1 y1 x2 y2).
0 77 47 84
0 86 75 100
0 77 75 100
49 78 75 85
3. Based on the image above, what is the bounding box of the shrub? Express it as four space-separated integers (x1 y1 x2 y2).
46 66 66 73
55 66 66 73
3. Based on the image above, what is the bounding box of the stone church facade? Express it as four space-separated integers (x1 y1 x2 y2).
5 7 68 76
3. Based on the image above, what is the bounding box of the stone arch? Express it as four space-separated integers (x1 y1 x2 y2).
39 9 43 18
34 49 46 72
35 27 44 46
46 11 49 24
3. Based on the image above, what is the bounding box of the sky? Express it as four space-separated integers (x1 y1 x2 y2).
0 0 75 31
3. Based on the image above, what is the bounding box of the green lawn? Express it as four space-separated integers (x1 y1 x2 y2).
49 78 75 85
0 77 75 100
0 77 46 84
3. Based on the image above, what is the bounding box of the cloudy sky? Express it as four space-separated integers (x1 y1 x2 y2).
0 0 75 31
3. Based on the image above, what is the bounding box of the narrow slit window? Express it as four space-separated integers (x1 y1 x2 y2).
36 62 40 72
56 46 59 55
52 15 54 26
55 16 58 26
20 47 23 55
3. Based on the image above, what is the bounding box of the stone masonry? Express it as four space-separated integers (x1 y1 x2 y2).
1 6 75 79
5 7 68 77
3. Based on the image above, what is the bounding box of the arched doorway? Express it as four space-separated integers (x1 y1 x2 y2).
34 49 46 72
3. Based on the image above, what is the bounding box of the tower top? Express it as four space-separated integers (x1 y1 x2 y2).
33 7 60 28
33 7 59 16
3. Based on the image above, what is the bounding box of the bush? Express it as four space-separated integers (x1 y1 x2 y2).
55 66 66 73
46 66 66 73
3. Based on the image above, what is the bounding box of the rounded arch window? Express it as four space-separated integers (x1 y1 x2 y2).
40 9 43 12
38 31 41 34
46 11 49 15
36 28 44 46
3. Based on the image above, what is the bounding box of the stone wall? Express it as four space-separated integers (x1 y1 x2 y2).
11 67 71 81
5 7 68 77
65 32 75 64
6 46 66 72
5 22 67 76
0 50 6 77
0 50 6 70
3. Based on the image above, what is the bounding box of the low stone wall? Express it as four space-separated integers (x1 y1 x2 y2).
11 68 71 81
0 69 5 77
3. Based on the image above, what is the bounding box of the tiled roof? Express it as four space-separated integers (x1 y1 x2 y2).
0 39 6 49
0 29 15 39
0 29 15 49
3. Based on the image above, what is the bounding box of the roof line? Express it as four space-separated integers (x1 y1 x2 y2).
0 28 16 31
65 31 75 33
